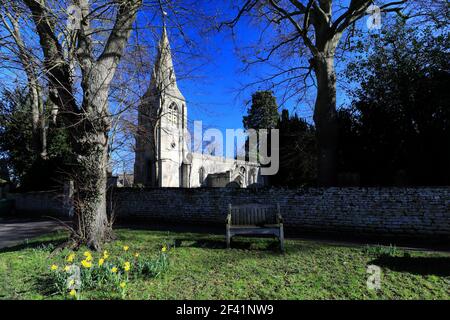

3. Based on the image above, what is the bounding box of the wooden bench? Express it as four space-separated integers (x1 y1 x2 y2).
226 203 284 252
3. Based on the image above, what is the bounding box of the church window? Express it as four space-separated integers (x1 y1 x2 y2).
199 167 205 185
168 102 178 126
249 168 257 184
239 167 247 186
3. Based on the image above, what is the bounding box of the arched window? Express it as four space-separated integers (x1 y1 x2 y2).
168 102 178 126
249 168 257 184
199 166 205 185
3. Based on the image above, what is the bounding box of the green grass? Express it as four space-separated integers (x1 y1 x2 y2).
0 229 449 300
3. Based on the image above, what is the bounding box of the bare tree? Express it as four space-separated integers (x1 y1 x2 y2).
223 0 411 185
15 0 143 249
0 1 47 159
0 0 213 249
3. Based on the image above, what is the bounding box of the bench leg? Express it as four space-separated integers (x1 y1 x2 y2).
279 225 285 253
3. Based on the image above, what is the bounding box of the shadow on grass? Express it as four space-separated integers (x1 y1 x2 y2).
174 237 304 254
0 238 65 254
34 275 59 297
370 255 450 277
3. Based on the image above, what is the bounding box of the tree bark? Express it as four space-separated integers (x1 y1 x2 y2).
74 62 113 249
313 54 338 186
74 120 110 249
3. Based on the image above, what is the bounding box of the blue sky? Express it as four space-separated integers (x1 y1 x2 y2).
0 1 375 173
155 1 364 134
150 2 317 133
115 4 317 168
112 2 372 172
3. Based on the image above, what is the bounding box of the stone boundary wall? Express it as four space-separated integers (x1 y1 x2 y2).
6 187 450 241
7 191 68 217
112 187 450 241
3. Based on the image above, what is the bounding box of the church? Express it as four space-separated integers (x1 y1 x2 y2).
133 28 264 188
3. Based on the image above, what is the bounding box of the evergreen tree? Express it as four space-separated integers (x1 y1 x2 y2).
243 91 279 130
243 91 279 167
0 87 72 190
342 22 450 185
272 110 317 187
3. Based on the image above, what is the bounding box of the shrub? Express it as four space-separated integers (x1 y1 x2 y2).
363 244 399 257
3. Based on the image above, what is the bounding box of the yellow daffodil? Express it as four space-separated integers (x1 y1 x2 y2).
111 267 118 273
161 246 167 253
134 253 140 258
69 279 75 287
69 289 77 297
64 265 71 272
81 259 92 268
66 253 75 263
123 245 129 251
119 282 126 289
98 258 105 266
124 261 131 272
83 251 92 262
50 264 58 271
103 250 109 259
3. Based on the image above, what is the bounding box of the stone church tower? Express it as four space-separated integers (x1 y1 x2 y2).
135 27 264 188
134 27 191 187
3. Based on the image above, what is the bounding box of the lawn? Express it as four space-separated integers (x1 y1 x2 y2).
0 229 448 300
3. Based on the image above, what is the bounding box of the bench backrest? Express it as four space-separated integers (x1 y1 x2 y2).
228 204 280 225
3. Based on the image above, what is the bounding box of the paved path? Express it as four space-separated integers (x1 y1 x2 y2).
0 218 66 249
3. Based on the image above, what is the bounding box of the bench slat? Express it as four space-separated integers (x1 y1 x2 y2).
230 205 277 225
227 203 284 252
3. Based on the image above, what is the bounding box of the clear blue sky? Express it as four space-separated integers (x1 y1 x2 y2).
0 1 372 173
153 1 363 134
149 2 318 133
115 1 372 172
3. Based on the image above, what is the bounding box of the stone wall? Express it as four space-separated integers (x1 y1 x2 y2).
7 191 69 217
112 187 450 241
7 187 449 242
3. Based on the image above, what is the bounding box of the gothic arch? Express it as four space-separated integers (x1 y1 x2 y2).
249 168 257 185
168 102 178 126
199 166 206 185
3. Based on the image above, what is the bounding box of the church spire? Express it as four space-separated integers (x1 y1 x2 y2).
150 25 178 93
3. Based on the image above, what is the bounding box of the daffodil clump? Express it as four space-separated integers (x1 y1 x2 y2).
48 244 170 300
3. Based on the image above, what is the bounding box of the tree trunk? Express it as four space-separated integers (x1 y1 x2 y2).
73 75 112 250
29 85 46 159
32 88 47 160
313 54 338 186
74 129 110 250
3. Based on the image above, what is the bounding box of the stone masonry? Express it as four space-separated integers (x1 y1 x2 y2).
8 187 450 242
112 187 450 241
